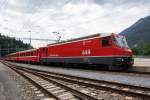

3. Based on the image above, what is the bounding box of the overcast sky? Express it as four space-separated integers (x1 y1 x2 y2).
0 0 150 48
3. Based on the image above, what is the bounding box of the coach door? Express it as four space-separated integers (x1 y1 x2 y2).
41 47 48 57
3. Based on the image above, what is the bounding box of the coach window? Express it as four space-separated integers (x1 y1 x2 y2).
102 37 110 47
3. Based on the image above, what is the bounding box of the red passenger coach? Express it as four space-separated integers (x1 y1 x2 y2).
41 33 133 69
5 52 19 61
17 49 39 63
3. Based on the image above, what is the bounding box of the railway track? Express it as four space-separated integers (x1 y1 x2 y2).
2 61 150 99
3 62 98 100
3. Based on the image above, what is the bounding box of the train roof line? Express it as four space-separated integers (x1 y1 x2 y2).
5 33 115 56
47 33 113 46
14 48 37 54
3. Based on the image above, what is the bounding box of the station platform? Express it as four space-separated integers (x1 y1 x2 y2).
134 57 150 67
0 63 23 100
131 57 150 72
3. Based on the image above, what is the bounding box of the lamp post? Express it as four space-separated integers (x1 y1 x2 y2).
28 30 31 46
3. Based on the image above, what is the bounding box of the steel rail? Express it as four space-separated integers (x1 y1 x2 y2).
23 68 150 99
7 65 60 100
32 72 98 100
2 61 150 99
3 61 98 100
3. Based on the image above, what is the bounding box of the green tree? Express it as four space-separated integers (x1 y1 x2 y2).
131 41 150 55
0 33 33 56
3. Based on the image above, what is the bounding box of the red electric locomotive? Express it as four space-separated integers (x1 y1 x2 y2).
40 33 133 69
4 33 133 70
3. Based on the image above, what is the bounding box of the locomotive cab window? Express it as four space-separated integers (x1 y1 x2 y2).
102 36 111 47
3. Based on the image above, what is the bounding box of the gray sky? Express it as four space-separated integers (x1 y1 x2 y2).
0 0 150 47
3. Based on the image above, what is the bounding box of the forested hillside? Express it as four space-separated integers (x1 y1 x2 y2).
120 16 150 55
0 34 33 57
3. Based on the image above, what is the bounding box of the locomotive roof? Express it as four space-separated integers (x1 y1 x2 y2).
67 33 101 41
48 33 112 46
